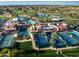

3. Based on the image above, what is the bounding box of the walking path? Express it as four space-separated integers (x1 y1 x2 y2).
16 39 32 42
16 30 79 51
16 36 79 51
57 46 79 50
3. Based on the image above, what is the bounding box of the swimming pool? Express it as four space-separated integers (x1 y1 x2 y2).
18 28 29 38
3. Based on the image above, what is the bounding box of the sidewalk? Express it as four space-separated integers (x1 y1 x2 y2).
16 39 32 42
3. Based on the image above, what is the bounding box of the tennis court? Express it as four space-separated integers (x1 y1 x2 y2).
53 34 67 48
59 33 76 46
32 30 79 49
0 35 6 46
71 31 79 41
67 32 79 45
0 34 15 48
33 32 50 48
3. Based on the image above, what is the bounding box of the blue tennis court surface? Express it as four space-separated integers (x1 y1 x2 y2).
71 31 79 41
60 33 77 46
0 35 6 47
0 34 15 48
32 30 79 49
53 34 67 48
33 33 50 48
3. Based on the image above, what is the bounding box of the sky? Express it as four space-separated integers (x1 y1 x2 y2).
0 1 79 6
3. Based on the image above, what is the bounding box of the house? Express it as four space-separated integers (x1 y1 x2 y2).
50 16 63 22
36 13 48 18
57 22 67 31
12 18 18 22
2 11 12 18
4 20 16 31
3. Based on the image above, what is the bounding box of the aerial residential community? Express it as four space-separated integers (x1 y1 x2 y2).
1 1 79 57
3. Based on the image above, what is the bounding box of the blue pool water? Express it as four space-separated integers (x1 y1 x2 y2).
45 32 51 41
18 28 29 38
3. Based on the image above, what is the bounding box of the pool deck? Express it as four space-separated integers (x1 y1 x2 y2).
31 29 55 32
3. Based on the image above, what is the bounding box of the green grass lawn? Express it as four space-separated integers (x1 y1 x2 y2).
62 48 79 57
15 41 79 57
15 41 64 57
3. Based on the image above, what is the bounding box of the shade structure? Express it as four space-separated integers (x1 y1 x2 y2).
12 18 18 22
28 20 36 25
